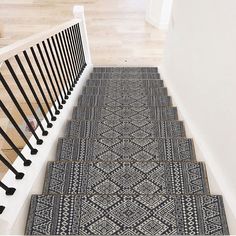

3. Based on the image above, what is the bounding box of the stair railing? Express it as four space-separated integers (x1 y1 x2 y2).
0 6 92 234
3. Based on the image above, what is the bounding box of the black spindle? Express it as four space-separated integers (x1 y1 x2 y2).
0 127 32 166
0 73 43 145
51 36 71 96
76 24 87 70
73 24 83 73
69 26 81 76
37 43 62 113
64 28 79 81
55 34 73 91
61 30 77 85
47 38 68 100
0 181 15 195
0 154 24 179
0 100 38 155
58 32 75 88
23 52 53 128
42 40 65 106
30 47 58 120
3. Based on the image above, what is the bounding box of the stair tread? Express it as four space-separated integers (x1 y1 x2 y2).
66 120 186 139
93 66 158 72
43 160 209 195
91 73 160 80
86 79 164 87
56 137 195 162
25 194 229 235
72 106 178 121
82 87 168 96
78 95 172 107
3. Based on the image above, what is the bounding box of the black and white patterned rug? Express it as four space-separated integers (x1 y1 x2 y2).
66 120 186 139
26 194 229 235
43 161 209 195
56 138 196 162
86 79 164 87
72 106 178 121
77 94 172 107
25 67 229 235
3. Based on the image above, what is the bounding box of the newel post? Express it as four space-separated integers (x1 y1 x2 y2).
73 5 92 65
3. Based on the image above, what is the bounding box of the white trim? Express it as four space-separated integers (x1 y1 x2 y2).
73 6 92 65
0 19 80 63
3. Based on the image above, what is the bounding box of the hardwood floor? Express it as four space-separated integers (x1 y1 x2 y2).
0 0 166 65
0 0 166 172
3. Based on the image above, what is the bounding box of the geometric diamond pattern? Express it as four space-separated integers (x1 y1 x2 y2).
25 67 229 235
43 161 210 195
72 106 178 121
66 120 186 139
56 138 196 162
25 194 229 235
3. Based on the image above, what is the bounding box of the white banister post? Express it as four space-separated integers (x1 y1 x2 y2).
73 5 92 65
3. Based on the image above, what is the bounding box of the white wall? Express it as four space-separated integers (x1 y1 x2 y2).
146 0 173 29
162 0 236 233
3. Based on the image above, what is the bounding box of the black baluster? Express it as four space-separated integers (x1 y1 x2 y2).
0 73 43 144
51 36 71 96
73 24 83 74
14 56 51 132
61 30 77 85
0 206 5 214
42 40 65 107
0 181 15 195
23 52 53 128
55 34 73 91
0 127 32 166
30 47 58 120
47 38 68 100
58 32 75 88
64 28 79 82
0 100 38 155
37 43 61 113
69 26 81 77
0 154 24 179
76 23 87 70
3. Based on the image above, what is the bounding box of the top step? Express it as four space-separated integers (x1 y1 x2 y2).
93 67 158 73
91 73 160 80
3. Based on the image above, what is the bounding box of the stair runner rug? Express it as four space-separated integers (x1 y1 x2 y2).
82 87 168 96
93 67 159 73
86 79 164 87
25 194 229 235
56 138 196 162
77 95 172 107
25 67 229 235
43 161 209 195
66 120 185 139
72 106 178 121
91 73 160 80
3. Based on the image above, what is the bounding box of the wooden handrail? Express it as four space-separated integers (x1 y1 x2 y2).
0 19 80 63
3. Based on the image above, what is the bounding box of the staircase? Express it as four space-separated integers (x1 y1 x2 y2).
25 67 229 235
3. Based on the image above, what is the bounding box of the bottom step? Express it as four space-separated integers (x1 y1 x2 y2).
25 194 229 235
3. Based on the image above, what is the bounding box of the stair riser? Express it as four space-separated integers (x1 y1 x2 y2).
56 138 196 162
43 161 209 195
78 95 172 107
72 106 178 121
25 194 229 235
66 120 186 139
